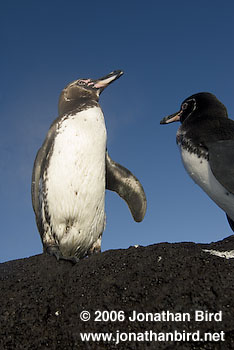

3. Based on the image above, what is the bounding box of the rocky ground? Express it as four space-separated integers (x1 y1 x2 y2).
0 235 234 350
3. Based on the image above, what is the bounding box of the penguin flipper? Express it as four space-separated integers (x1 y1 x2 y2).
31 120 58 219
105 151 147 222
208 140 234 195
31 146 43 215
226 214 234 232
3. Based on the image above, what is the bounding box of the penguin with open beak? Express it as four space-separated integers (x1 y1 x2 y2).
32 70 146 263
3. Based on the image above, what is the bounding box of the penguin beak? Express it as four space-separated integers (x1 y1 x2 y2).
92 70 124 94
160 111 182 124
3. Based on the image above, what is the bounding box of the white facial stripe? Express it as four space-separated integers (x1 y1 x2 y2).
181 98 197 119
186 98 197 112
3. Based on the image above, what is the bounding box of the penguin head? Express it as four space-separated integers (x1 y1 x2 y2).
58 70 123 116
160 92 228 125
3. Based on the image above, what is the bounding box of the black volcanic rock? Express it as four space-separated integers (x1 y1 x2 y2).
0 236 234 350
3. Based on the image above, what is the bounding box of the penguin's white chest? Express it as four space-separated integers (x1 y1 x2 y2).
44 106 107 257
180 147 234 220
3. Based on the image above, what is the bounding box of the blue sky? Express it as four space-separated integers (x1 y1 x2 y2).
1 0 234 262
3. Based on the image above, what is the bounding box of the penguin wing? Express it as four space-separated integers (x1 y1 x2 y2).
31 120 58 215
105 151 147 222
208 140 234 195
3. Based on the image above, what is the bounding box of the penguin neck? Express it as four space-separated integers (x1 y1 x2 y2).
176 126 209 160
58 98 99 117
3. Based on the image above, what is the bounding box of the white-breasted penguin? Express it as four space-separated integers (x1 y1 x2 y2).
160 92 234 232
32 70 147 263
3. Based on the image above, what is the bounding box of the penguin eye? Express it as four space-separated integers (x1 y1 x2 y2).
182 102 188 110
78 80 86 86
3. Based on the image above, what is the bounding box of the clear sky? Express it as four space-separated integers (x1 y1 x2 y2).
1 0 234 263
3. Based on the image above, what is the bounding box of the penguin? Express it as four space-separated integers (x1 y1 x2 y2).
32 70 147 263
160 92 234 231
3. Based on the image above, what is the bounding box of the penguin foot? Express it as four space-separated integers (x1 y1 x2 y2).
87 237 101 256
45 246 79 264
